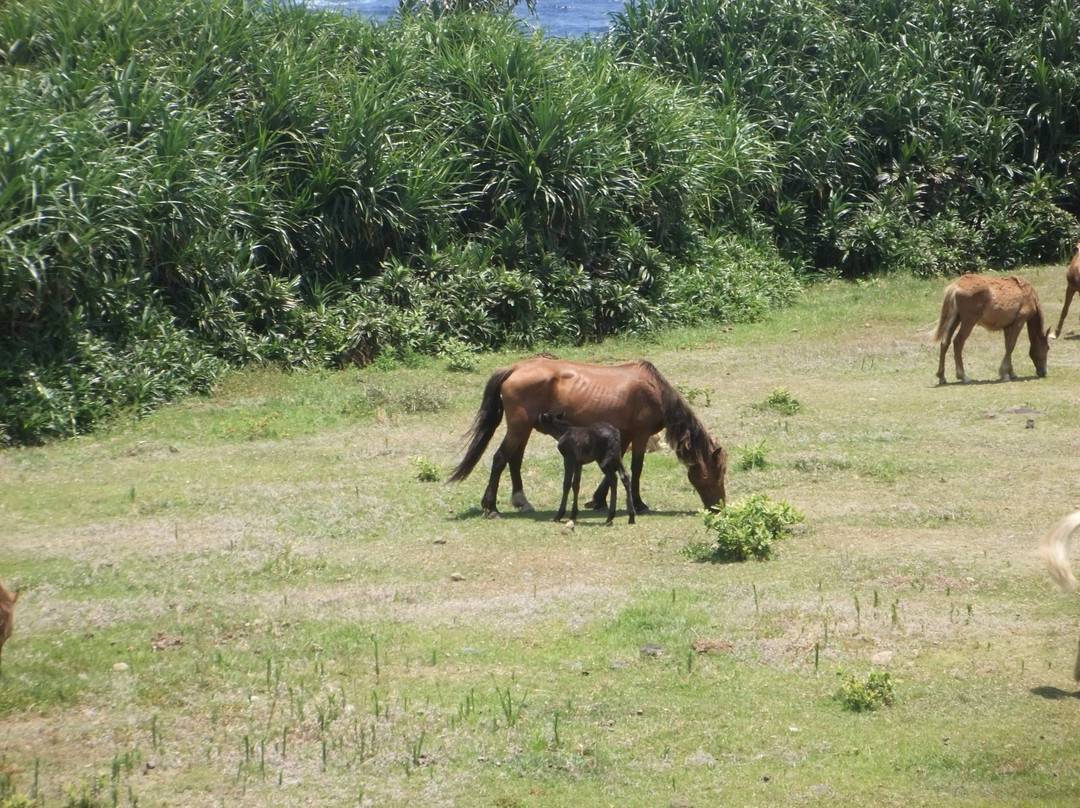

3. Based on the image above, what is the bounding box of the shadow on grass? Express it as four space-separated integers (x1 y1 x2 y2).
1030 685 1080 700
449 506 691 522
933 374 1047 387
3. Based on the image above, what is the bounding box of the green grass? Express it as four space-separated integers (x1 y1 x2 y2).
3 266 1080 806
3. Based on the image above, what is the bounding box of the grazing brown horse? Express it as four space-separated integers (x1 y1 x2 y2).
1040 511 1080 680
449 358 727 517
933 274 1051 384
1053 242 1080 338
535 412 635 526
0 582 18 676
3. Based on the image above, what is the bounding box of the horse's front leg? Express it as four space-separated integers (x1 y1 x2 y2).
999 322 1024 380
628 448 649 513
1055 286 1077 338
618 465 636 524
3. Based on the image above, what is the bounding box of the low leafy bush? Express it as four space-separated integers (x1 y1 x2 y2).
757 388 801 416
412 457 441 482
736 440 769 471
835 671 895 712
685 494 804 563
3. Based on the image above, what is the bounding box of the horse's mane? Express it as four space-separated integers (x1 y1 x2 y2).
634 361 715 468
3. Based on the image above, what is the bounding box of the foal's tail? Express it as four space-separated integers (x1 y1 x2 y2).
447 366 515 483
933 284 960 344
1041 510 1080 592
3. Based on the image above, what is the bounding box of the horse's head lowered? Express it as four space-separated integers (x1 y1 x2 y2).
687 443 728 511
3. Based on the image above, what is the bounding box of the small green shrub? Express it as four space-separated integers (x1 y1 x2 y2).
412 457 441 482
736 440 769 470
685 493 804 562
442 339 478 373
758 387 801 415
835 670 895 712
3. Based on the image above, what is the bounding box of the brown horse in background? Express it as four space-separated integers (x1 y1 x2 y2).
1040 511 1080 680
0 582 18 676
449 358 728 517
1053 242 1080 338
933 274 1051 384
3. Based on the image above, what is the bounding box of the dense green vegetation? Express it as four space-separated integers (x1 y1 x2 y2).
613 0 1080 273
1 0 1078 444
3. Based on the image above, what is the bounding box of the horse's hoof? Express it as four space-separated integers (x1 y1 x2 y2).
485 510 502 520
937 378 947 386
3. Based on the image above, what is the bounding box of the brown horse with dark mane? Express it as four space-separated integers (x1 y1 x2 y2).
933 274 1051 384
449 358 727 517
1053 242 1080 338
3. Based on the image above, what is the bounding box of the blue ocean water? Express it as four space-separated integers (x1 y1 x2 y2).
306 0 626 38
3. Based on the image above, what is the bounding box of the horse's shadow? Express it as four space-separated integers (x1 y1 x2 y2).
1030 685 1080 700
448 506 691 522
933 374 1044 387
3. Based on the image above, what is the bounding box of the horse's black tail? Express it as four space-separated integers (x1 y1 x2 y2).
448 366 515 483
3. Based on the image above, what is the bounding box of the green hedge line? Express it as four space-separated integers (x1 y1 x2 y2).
2 0 1077 443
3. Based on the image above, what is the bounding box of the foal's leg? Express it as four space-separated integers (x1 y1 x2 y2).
600 466 618 525
569 464 583 521
554 456 573 521
999 321 1025 380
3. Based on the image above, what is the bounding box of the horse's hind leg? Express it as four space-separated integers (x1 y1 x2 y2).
481 445 510 516
951 319 977 382
937 317 962 384
484 430 534 516
507 443 535 512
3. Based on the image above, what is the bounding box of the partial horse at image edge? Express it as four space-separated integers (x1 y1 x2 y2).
0 582 18 677
933 273 1051 384
448 357 727 517
1053 242 1080 338
1039 511 1080 680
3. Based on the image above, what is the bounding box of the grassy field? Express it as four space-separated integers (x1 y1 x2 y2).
3 266 1080 807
